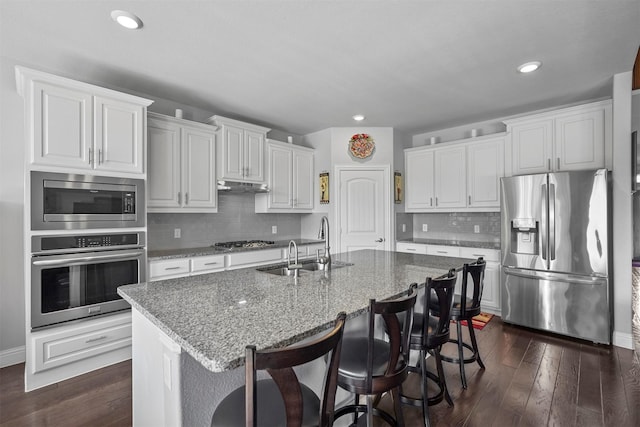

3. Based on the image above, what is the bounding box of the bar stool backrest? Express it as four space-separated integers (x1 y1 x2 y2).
459 258 486 317
246 312 347 427
424 269 457 348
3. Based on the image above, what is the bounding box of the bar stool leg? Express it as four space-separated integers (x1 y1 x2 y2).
434 348 453 407
419 349 431 427
468 321 485 370
391 387 405 426
456 320 467 389
366 395 374 427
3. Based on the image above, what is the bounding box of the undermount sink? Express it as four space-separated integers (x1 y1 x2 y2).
257 260 353 276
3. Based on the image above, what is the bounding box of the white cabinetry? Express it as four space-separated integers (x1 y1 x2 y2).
405 135 504 212
149 254 227 281
255 140 314 212
506 100 611 176
209 115 270 183
147 113 217 212
395 243 501 314
16 66 152 175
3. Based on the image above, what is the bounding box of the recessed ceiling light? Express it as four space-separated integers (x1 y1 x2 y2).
352 114 365 121
111 10 143 30
517 61 542 74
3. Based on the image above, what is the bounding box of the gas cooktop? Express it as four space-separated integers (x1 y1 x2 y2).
213 240 275 249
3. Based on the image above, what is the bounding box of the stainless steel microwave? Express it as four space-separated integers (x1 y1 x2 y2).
31 171 145 230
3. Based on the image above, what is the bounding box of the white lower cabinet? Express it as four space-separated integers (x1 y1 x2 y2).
190 254 226 275
26 312 132 391
396 243 501 314
149 258 191 281
226 249 283 270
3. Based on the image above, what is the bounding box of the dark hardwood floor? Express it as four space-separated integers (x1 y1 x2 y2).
1 317 638 426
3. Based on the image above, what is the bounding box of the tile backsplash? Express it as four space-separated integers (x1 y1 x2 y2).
410 212 501 243
148 193 302 250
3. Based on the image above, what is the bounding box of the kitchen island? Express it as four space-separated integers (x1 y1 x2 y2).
118 249 472 426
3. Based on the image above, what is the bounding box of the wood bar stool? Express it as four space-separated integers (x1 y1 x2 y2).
435 258 486 389
334 285 418 427
211 312 347 427
400 270 457 427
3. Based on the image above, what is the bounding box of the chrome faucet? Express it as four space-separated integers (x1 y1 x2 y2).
287 240 301 273
317 216 331 269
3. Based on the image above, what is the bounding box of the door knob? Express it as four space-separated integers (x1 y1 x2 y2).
375 238 384 242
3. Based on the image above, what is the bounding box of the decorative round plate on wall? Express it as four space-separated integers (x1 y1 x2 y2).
348 133 375 159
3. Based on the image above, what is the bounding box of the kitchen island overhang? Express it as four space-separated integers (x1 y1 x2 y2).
118 249 473 426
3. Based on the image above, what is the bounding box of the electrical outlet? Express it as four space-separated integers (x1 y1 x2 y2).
474 225 480 234
174 228 181 238
402 224 406 233
272 225 277 234
422 224 428 232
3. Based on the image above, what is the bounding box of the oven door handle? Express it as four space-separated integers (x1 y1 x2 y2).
32 249 145 266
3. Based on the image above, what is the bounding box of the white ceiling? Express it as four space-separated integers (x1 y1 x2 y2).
1 1 639 135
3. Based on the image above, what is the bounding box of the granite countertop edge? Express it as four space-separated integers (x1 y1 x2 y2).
396 238 501 250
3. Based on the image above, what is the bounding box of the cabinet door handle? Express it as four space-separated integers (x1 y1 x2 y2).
430 197 433 207
165 266 182 271
375 238 384 242
86 335 108 344
557 157 560 170
547 158 551 171
204 262 219 266
185 193 189 205
468 195 471 205
98 149 103 164
435 197 438 206
88 148 93 165
178 192 182 205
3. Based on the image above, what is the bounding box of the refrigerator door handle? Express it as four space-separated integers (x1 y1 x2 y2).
503 267 607 285
549 183 556 261
541 183 548 267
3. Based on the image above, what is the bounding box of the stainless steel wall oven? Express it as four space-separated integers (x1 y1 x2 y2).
31 232 146 329
31 171 145 230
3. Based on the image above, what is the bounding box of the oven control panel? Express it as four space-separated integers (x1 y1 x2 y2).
32 232 145 254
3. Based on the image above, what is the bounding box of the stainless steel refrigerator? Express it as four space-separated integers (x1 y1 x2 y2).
501 169 611 344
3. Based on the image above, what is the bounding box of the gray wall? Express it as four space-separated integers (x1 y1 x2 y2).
148 193 303 250
412 212 501 243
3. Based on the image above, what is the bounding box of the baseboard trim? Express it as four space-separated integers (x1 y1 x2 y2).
0 345 26 368
613 331 633 349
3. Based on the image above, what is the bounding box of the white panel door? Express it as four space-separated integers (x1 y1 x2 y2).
94 96 144 173
434 146 466 208
511 119 553 175
182 127 216 209
293 149 314 209
147 120 181 209
554 109 605 171
405 149 435 210
220 124 244 180
338 168 388 253
33 81 92 168
244 129 265 182
268 144 294 209
467 138 504 208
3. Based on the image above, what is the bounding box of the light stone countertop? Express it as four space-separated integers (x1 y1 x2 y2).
397 238 500 250
118 249 472 373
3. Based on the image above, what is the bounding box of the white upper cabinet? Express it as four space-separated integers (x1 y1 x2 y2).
434 145 466 209
404 149 435 210
147 113 217 213
16 66 152 175
505 100 611 175
467 137 505 208
209 115 270 183
405 135 504 212
255 140 314 212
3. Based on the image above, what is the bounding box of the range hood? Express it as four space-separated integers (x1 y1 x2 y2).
217 180 269 193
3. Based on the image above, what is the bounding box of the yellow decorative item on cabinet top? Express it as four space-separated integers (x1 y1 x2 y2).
348 133 375 159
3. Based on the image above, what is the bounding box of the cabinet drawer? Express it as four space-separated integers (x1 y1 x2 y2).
191 255 226 275
227 248 283 270
33 314 131 372
459 247 500 262
396 242 428 254
149 259 190 280
427 245 460 257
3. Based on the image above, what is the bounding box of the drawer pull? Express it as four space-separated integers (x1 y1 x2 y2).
165 266 182 271
204 262 219 266
406 248 416 251
472 253 484 257
86 335 108 344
